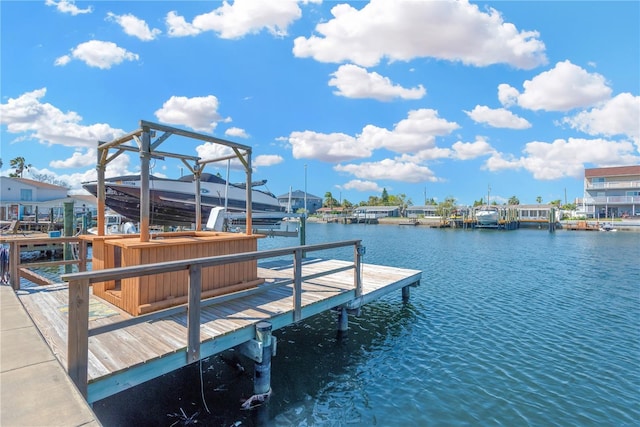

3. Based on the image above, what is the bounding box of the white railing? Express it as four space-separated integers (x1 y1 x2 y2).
582 196 640 204
586 181 640 190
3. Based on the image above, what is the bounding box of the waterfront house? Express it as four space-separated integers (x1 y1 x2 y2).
577 165 640 218
405 205 439 218
0 176 97 221
353 206 401 219
277 190 322 214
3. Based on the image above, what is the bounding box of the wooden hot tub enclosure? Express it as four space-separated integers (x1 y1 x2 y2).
81 231 264 316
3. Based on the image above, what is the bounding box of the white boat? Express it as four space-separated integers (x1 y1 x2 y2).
475 205 500 226
83 173 286 227
87 212 138 235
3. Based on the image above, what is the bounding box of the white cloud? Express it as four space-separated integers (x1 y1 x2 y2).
167 0 308 39
155 95 225 133
485 137 639 180
563 93 640 146
166 11 201 37
504 61 612 112
335 159 437 183
451 138 496 160
288 130 369 162
49 149 96 169
341 179 383 192
465 105 531 129
54 40 139 69
0 88 125 148
45 0 92 16
293 0 546 69
254 154 284 167
288 108 458 162
328 64 426 101
498 83 520 107
107 12 161 41
225 127 249 138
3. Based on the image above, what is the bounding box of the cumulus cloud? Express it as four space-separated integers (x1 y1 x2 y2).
451 138 496 160
155 95 226 133
0 88 125 148
166 11 200 37
465 105 531 129
287 109 458 162
335 159 437 183
54 40 139 69
107 12 161 41
329 64 426 101
341 179 383 192
254 154 284 167
225 127 249 138
499 61 612 112
485 137 639 180
49 149 96 169
166 0 313 39
45 0 92 15
293 0 546 69
562 93 640 146
288 131 368 162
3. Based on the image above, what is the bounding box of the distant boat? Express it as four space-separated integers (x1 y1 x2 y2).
83 173 286 227
87 212 137 235
475 205 499 226
599 223 617 232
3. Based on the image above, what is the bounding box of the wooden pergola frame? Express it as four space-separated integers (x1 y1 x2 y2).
95 120 253 241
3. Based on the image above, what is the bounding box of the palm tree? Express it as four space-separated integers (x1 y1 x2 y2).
9 156 31 177
536 196 542 204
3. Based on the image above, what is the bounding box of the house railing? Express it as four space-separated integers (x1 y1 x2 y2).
60 239 363 398
586 181 640 190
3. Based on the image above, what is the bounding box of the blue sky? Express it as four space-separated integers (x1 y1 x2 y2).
1 0 639 207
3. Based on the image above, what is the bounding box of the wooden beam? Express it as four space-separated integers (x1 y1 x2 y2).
186 265 202 364
67 278 90 398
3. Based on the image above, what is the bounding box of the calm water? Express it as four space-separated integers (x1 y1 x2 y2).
93 223 639 426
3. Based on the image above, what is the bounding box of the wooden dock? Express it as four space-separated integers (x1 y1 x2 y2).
13 240 421 404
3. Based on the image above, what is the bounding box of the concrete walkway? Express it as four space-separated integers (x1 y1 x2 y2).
1 284 101 426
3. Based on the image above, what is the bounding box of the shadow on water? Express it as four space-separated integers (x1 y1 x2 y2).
92 297 418 427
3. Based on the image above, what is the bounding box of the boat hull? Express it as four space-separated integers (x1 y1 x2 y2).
83 175 286 227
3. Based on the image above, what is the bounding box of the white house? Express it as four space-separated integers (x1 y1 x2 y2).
0 177 97 221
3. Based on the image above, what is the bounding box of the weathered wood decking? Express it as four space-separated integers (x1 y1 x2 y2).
16 251 421 404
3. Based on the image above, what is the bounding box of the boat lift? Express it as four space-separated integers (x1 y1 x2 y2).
95 120 254 241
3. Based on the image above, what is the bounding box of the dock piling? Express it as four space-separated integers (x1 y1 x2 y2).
254 321 273 396
402 285 410 301
337 306 348 333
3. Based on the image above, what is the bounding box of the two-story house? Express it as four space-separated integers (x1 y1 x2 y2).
580 165 640 218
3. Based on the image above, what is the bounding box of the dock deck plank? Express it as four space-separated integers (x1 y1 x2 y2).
16 258 421 403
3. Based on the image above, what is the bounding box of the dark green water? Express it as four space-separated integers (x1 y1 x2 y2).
89 223 639 426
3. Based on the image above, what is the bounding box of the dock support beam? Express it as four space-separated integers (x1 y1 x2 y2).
254 321 272 395
338 306 348 334
402 285 410 301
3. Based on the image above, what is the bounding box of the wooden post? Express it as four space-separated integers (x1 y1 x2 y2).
402 286 410 301
254 321 272 395
354 243 363 298
63 201 74 274
194 166 202 231
96 150 106 237
67 278 90 398
245 151 252 235
187 264 202 364
293 248 302 322
9 241 19 290
139 126 151 242
78 239 87 272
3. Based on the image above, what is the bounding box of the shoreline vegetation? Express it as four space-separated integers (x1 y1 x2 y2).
306 215 640 232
